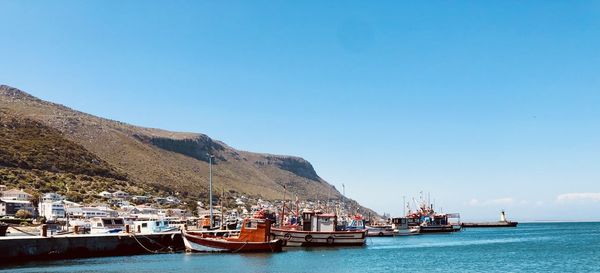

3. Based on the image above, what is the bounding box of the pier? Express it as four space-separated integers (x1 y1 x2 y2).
0 231 184 264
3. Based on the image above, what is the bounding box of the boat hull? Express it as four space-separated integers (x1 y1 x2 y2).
367 227 395 237
182 231 283 253
418 225 462 233
394 228 421 236
271 228 366 247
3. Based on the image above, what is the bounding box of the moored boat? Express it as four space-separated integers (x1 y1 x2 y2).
132 219 179 234
182 218 283 253
89 217 126 234
271 211 367 247
409 213 462 233
391 217 421 236
406 207 462 233
366 225 396 237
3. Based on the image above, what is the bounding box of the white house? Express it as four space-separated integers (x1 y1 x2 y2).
62 200 82 208
157 208 187 217
1 189 32 201
154 197 167 204
112 191 129 199
132 196 150 203
38 201 65 220
98 191 112 198
41 192 65 203
131 205 159 215
66 207 116 218
0 199 34 216
115 200 130 207
165 196 181 204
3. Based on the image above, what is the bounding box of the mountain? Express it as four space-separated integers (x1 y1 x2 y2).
0 85 373 215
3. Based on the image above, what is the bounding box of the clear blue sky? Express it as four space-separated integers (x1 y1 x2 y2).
2 1 600 221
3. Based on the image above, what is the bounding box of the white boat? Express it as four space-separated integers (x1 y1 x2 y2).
132 219 179 234
89 217 125 234
366 225 396 237
391 217 420 236
271 211 367 247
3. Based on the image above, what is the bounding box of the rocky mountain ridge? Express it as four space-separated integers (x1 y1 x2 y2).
0 85 374 215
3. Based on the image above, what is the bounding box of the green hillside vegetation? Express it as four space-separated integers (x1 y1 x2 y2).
0 110 125 179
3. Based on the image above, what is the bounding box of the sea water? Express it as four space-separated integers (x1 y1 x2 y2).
3 222 600 273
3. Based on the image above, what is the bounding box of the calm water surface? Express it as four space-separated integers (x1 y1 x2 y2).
4 223 600 273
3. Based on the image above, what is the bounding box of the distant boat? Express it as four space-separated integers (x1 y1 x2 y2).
403 195 462 233
462 211 519 228
406 212 462 233
366 225 396 237
271 211 367 247
182 218 283 253
390 217 421 236
366 218 421 237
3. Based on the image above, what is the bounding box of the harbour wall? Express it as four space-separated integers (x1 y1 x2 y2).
0 232 184 264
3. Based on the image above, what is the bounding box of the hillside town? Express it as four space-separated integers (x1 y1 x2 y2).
0 185 366 232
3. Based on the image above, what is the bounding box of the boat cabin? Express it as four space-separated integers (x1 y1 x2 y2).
235 218 273 243
391 217 409 230
132 219 177 234
301 211 337 232
89 217 125 233
166 218 188 230
346 217 366 231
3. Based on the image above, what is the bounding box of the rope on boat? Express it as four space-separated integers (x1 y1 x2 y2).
8 226 38 236
268 241 274 253
231 241 249 253
138 233 169 249
129 233 173 254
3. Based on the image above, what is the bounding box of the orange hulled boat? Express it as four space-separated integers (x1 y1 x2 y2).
182 217 283 253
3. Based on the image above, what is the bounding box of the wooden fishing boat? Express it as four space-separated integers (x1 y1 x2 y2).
271 211 367 247
182 218 283 253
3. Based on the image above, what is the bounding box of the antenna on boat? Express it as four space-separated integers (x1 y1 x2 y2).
403 195 406 216
428 192 431 211
342 183 346 212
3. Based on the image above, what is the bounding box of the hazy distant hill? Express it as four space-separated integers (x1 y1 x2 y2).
0 85 372 214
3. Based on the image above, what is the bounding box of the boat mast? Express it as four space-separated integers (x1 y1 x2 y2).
295 194 299 219
403 195 406 217
428 192 431 211
221 188 224 230
281 185 286 227
208 153 214 229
